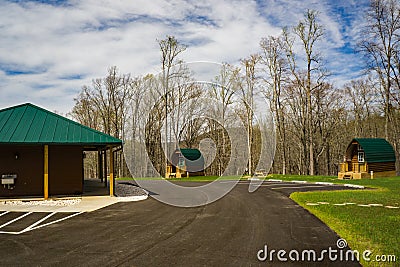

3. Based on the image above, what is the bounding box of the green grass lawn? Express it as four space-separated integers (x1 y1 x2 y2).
274 175 400 267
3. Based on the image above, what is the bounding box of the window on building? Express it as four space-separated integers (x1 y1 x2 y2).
178 157 185 167
358 152 365 163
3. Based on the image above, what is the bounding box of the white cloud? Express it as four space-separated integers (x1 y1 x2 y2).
0 0 370 113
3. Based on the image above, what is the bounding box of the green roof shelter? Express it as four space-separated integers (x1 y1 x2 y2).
338 138 396 179
0 103 122 198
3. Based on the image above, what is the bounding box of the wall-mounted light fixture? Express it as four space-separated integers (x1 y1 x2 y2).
14 153 19 160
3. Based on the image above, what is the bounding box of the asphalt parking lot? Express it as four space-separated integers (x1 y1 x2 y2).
0 180 361 266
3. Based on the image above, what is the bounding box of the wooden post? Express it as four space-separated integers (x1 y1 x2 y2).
44 145 49 200
98 150 103 183
103 150 107 188
165 164 169 178
109 147 114 196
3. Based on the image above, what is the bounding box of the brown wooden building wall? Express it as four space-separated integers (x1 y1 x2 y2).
0 145 43 197
368 162 396 173
0 145 83 197
49 146 83 195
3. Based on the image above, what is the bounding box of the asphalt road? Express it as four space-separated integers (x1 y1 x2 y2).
0 181 361 267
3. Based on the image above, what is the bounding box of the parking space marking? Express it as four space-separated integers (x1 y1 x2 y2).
23 212 57 232
27 212 83 232
0 212 32 230
0 211 83 235
0 211 10 217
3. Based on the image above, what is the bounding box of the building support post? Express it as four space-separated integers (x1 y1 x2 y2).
104 149 107 188
109 146 114 196
44 145 49 200
98 149 103 183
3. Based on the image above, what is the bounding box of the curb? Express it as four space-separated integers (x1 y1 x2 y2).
267 179 283 182
116 195 148 202
344 184 365 189
315 182 334 185
265 179 366 189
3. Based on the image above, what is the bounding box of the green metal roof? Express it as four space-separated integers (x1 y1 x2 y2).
351 138 395 163
0 103 122 145
177 148 204 171
180 148 203 161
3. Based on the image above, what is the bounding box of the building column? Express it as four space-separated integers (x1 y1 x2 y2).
98 149 103 183
44 145 49 200
103 149 107 188
109 146 114 196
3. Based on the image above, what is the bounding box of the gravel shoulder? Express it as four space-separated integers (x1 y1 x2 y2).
115 180 148 197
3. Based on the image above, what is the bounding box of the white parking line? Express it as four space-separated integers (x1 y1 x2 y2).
27 212 83 232
0 211 10 217
0 211 83 235
0 212 32 229
22 212 56 232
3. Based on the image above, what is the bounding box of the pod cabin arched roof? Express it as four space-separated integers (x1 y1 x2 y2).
345 138 395 163
166 148 205 178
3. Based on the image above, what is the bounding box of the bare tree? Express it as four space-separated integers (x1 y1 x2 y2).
313 83 345 175
360 0 400 139
260 35 289 174
70 88 101 130
71 66 132 177
208 63 241 175
283 10 326 175
344 78 379 137
240 54 260 175
158 35 187 177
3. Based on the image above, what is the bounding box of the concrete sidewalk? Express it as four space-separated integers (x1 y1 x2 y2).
0 195 148 213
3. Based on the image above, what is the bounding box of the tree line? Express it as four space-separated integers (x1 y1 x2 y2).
70 0 400 177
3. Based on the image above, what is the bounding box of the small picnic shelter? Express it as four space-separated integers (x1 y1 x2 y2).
0 103 122 198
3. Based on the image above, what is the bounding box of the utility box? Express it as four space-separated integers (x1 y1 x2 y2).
1 174 17 186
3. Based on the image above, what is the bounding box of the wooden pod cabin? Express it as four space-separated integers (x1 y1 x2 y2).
166 148 205 178
338 138 396 179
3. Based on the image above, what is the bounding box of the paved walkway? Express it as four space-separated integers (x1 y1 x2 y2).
0 195 146 212
0 178 147 213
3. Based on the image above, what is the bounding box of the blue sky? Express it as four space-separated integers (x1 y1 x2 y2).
0 0 370 114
